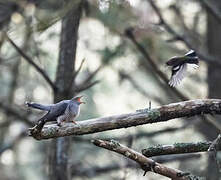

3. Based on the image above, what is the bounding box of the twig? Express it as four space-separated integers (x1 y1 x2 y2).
73 58 85 79
75 80 100 92
208 134 221 173
30 99 221 140
69 58 85 90
142 141 213 157
92 139 191 179
82 65 102 84
74 65 102 92
5 34 57 91
208 134 221 152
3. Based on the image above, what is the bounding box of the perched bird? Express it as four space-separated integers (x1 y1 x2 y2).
166 50 199 87
26 96 85 132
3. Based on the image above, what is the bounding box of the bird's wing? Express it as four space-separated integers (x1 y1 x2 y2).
185 50 196 57
169 64 187 87
46 102 69 121
188 63 199 69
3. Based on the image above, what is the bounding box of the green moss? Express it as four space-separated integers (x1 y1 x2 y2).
186 175 206 180
142 144 164 156
174 142 191 147
110 139 120 148
47 127 58 136
148 109 161 120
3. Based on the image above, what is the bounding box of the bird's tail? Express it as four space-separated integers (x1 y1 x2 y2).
184 50 199 65
25 102 51 111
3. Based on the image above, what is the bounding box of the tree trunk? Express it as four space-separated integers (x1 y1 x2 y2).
202 1 221 179
48 1 83 180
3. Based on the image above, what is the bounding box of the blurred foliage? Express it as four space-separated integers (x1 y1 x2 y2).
0 0 216 180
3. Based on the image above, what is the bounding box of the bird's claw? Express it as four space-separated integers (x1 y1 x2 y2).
72 120 77 124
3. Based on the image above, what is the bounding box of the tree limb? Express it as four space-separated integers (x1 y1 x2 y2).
29 99 221 140
142 141 214 157
0 102 33 126
125 25 221 131
71 154 201 178
5 34 57 91
75 80 100 92
92 139 191 179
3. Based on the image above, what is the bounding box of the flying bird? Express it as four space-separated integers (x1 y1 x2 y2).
26 96 85 132
166 50 199 87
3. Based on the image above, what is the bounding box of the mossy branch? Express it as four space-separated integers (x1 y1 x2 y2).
142 142 214 157
30 99 221 140
92 139 200 179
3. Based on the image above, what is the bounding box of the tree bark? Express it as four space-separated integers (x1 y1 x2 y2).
30 99 221 140
48 1 83 180
203 1 221 179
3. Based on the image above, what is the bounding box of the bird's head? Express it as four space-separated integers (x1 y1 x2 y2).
73 96 85 105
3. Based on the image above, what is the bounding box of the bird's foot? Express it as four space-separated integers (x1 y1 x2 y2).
28 124 42 139
72 120 77 124
57 122 62 127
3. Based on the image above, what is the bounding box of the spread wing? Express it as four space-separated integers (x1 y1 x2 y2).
168 64 187 87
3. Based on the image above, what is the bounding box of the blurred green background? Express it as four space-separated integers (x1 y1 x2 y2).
0 0 220 179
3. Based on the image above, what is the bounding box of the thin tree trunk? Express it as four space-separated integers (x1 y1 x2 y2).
48 1 83 180
201 1 221 179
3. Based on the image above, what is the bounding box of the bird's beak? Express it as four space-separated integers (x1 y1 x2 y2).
78 96 85 104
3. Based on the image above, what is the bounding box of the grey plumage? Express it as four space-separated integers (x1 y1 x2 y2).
26 96 84 132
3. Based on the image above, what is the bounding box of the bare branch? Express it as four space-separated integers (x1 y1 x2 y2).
5 34 57 91
30 99 221 140
0 102 33 126
75 80 100 92
208 134 221 172
83 65 102 84
142 141 213 157
68 58 85 90
74 58 85 78
208 134 221 152
92 139 191 179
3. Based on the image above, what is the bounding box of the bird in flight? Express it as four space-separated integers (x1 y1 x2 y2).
166 50 199 87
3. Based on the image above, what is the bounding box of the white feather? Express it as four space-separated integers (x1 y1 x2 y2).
169 64 187 87
185 49 194 56
188 64 199 69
